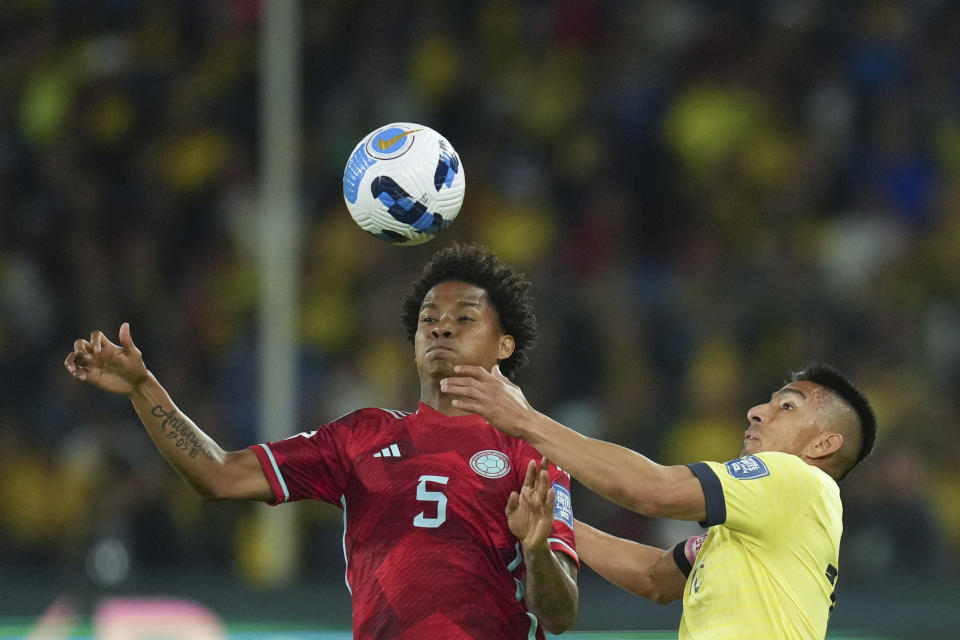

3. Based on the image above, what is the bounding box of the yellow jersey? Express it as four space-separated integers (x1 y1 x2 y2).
679 451 842 639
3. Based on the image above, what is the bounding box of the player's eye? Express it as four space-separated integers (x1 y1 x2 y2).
458 316 475 322
421 316 436 324
781 402 793 410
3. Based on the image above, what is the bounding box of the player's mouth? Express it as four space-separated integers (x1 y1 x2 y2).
426 344 455 354
743 431 760 446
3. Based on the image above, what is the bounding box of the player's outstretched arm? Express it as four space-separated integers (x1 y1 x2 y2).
508 458 578 634
441 365 707 521
574 519 686 604
65 323 272 502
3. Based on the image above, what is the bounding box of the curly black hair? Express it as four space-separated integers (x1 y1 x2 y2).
790 363 877 480
401 243 538 378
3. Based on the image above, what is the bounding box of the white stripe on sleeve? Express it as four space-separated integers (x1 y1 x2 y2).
548 537 578 561
256 444 290 503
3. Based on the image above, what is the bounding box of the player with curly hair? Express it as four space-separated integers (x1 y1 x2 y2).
64 242 579 639
400 242 539 378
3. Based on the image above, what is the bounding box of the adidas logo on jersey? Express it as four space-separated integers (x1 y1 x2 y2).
373 444 401 458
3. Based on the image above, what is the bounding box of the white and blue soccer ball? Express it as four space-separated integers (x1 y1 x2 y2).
342 122 465 245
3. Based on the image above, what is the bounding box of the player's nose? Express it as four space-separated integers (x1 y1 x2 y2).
747 403 766 423
430 315 454 338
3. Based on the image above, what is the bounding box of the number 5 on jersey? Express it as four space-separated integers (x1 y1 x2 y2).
413 475 449 528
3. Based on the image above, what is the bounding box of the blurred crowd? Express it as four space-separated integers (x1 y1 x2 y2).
1 0 958 599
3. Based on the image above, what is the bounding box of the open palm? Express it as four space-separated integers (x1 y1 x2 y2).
507 458 556 549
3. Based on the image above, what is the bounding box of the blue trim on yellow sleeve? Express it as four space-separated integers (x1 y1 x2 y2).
688 462 726 527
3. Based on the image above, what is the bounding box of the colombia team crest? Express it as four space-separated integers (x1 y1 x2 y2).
469 450 511 479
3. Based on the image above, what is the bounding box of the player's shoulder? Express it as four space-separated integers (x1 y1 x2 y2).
497 429 540 456
753 450 820 475
713 451 808 481
750 451 835 488
754 450 806 468
366 406 414 421
328 406 414 427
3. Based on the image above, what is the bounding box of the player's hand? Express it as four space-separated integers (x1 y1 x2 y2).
506 457 555 551
440 364 533 438
64 323 150 396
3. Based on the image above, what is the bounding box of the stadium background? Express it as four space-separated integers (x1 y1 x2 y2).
1 0 959 638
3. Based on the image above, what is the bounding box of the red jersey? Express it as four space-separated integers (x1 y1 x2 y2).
250 402 578 639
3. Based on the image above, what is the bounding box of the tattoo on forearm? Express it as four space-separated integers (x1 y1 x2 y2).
150 405 215 460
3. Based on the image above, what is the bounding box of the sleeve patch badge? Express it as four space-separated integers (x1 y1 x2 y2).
724 455 771 480
552 482 574 529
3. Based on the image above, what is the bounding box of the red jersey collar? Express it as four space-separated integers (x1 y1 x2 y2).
416 401 488 426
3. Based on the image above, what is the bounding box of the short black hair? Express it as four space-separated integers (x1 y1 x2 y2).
401 242 538 378
791 363 877 479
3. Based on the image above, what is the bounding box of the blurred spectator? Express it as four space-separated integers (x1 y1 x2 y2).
1 0 958 600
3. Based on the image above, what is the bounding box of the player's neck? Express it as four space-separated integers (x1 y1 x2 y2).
420 382 475 417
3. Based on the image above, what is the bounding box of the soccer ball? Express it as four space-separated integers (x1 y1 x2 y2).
342 122 465 245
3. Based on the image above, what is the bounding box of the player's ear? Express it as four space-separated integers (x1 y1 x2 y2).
498 334 515 361
807 431 844 460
